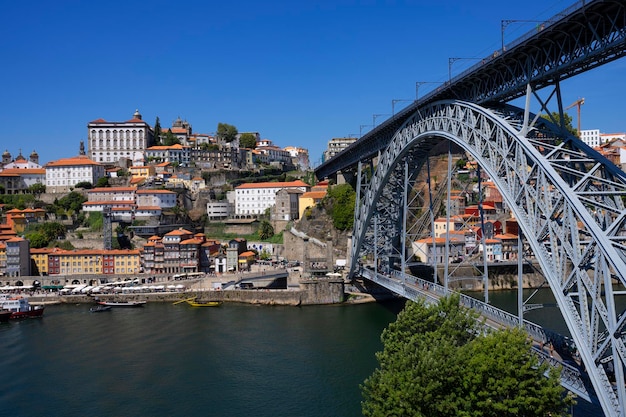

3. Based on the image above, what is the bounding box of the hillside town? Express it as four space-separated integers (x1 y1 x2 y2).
0 109 625 289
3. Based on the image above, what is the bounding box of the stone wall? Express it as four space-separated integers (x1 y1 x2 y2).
29 278 345 306
282 229 331 266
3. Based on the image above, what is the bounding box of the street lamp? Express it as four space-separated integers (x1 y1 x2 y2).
392 99 412 116
415 81 441 102
360 124 373 137
501 19 550 51
448 57 481 83
373 114 390 127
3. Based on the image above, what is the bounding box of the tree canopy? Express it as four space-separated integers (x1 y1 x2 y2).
163 129 181 146
217 122 238 143
361 295 572 417
239 132 257 149
325 183 356 231
541 111 577 137
154 116 162 145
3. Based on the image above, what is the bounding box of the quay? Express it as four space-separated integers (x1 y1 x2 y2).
3 269 355 306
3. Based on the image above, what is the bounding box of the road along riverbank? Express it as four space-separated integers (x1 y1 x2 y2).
25 277 359 306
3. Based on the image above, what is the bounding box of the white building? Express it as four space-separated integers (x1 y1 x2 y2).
580 129 601 147
323 137 357 162
0 168 45 194
235 180 309 216
88 109 154 163
135 189 177 208
45 156 105 193
284 146 310 170
207 201 233 220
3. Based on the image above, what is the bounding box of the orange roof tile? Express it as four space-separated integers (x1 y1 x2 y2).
45 156 102 167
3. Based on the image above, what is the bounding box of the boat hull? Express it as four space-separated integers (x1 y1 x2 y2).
98 301 146 308
186 300 222 307
10 307 45 319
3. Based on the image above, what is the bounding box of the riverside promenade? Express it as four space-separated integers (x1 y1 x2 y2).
13 271 351 306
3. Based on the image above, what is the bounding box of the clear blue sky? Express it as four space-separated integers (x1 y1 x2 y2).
1 0 624 167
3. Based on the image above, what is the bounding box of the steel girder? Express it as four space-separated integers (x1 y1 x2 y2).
350 99 626 417
315 0 626 181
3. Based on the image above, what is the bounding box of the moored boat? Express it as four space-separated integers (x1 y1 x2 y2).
186 299 222 307
0 296 45 319
90 305 112 313
98 300 146 308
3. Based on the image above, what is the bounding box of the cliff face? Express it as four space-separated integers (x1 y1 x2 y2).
294 204 350 260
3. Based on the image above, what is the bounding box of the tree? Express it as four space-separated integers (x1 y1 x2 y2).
325 184 356 231
154 116 162 145
541 111 577 137
239 132 257 149
28 183 46 195
25 231 49 248
95 176 109 188
74 181 93 189
259 220 274 240
361 295 572 417
216 122 238 143
163 129 181 146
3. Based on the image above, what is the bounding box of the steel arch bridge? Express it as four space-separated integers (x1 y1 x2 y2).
349 99 626 416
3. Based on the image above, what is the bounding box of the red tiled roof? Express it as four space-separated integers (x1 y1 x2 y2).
301 191 326 199
89 187 136 193
46 156 102 167
0 168 45 175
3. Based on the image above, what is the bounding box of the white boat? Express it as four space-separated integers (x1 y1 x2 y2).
98 300 147 308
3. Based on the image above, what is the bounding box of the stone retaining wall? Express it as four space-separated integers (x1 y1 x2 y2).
29 278 346 306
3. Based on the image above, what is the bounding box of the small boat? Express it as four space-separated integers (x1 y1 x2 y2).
90 305 112 313
0 296 45 319
186 299 222 307
98 300 147 308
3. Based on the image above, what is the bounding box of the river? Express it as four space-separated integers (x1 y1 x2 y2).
0 292 603 416
0 300 403 417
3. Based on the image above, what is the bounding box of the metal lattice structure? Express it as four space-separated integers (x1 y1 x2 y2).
349 99 626 416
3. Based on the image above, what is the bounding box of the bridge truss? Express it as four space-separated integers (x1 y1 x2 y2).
350 99 626 416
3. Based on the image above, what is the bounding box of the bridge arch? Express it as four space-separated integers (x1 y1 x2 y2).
350 99 626 416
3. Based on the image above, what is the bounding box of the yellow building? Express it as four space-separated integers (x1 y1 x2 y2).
30 248 55 276
129 165 156 179
298 191 327 219
0 242 6 275
45 249 141 276
111 250 141 274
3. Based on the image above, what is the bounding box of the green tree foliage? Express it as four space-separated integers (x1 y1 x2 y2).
95 176 109 188
163 129 181 146
154 116 162 145
0 194 35 210
28 183 46 195
217 122 238 143
85 212 103 231
25 222 66 248
239 133 257 149
361 295 571 417
259 220 274 240
325 184 356 231
25 231 49 248
55 191 87 213
74 181 93 189
200 142 219 151
541 111 577 137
